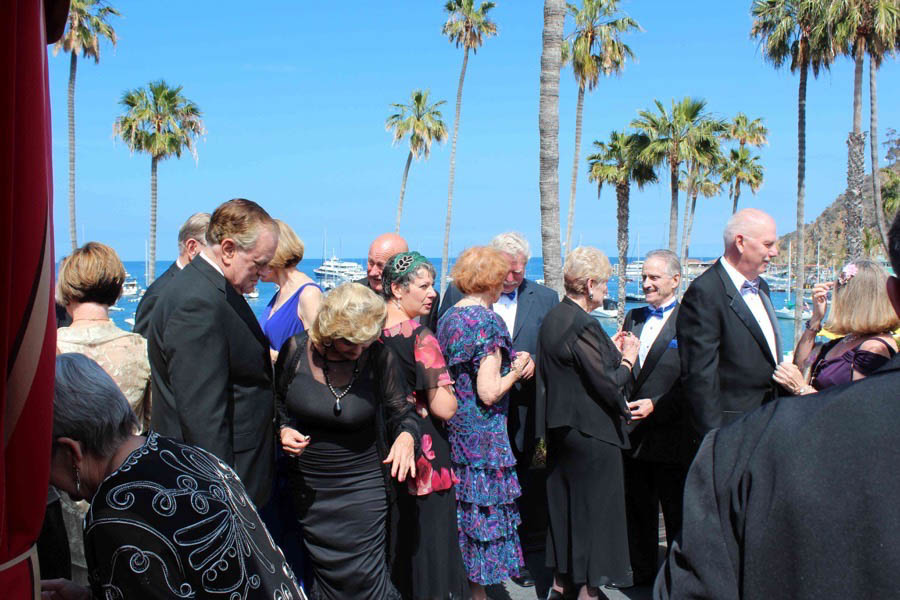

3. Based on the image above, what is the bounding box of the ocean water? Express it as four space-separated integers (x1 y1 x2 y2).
108 258 806 349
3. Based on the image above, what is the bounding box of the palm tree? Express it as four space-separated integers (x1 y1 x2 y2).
53 0 120 251
114 81 205 284
630 96 721 253
678 163 722 268
752 0 832 341
539 0 567 295
587 132 656 325
726 112 769 151
440 0 498 293
386 90 447 233
720 147 765 214
862 227 884 257
563 0 640 256
829 0 900 255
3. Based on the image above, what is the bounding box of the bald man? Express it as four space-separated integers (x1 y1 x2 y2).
356 233 441 331
676 208 783 437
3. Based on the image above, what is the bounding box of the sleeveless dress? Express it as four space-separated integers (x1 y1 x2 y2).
381 319 469 599
437 306 524 586
810 336 897 390
275 332 416 600
260 282 322 352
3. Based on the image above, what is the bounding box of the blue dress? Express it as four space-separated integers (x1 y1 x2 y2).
437 305 524 585
260 282 322 353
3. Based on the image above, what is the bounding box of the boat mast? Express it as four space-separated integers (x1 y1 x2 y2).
787 239 792 304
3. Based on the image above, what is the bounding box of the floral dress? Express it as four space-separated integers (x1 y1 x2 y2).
437 305 524 586
381 319 469 599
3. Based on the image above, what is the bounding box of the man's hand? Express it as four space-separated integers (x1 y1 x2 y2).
627 398 654 421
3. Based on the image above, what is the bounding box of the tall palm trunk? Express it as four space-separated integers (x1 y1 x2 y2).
539 0 565 296
870 57 888 253
845 42 866 259
565 86 585 256
681 188 698 297
793 60 808 343
148 156 158 284
732 180 742 214
679 164 695 263
440 47 469 294
68 51 78 251
615 180 629 327
395 151 413 234
668 158 678 252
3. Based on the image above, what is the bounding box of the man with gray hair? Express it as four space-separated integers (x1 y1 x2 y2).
617 249 697 588
133 212 210 336
439 231 558 587
148 199 278 506
676 208 782 438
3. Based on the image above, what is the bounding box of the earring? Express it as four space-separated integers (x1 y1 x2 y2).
588 290 594 301
73 465 81 494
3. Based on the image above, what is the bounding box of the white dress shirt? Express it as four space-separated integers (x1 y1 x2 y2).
719 256 778 362
638 296 677 367
492 288 518 338
199 250 225 277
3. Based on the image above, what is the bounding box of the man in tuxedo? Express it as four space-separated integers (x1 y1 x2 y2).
654 214 900 599
148 199 278 506
439 232 558 587
133 212 210 336
358 232 441 331
677 208 782 436
620 250 697 587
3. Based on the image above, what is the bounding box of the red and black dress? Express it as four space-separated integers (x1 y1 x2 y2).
381 319 469 599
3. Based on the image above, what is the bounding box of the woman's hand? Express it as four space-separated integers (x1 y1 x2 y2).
512 351 535 380
384 431 416 482
41 579 90 600
620 331 640 364
280 426 310 456
773 361 813 395
809 282 831 327
627 398 654 421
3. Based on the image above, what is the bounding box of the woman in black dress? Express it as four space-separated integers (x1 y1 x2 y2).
275 282 418 600
379 252 469 600
535 247 641 599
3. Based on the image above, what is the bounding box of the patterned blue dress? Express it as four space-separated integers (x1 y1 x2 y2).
437 305 524 585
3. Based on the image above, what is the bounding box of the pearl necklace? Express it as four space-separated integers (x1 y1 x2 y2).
321 359 360 415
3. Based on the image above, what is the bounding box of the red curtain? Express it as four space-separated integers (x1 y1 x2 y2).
0 0 58 597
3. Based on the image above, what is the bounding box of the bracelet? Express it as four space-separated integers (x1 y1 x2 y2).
621 358 633 369
805 320 821 331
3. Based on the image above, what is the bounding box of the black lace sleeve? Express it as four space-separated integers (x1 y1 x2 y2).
373 343 420 447
572 321 631 417
273 332 305 429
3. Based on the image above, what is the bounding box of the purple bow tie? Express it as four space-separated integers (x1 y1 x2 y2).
741 279 760 295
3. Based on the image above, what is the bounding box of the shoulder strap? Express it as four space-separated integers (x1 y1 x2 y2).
852 335 897 356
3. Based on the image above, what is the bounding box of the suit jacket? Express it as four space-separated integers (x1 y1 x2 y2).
655 355 900 600
623 304 698 465
440 279 559 454
147 257 275 506
133 261 179 337
677 259 782 435
534 297 631 449
356 276 441 333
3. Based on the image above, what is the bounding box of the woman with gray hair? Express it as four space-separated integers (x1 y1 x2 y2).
535 247 641 599
42 353 306 600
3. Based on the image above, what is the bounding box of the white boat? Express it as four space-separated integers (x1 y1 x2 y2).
590 308 617 319
776 307 812 320
124 317 135 328
315 255 366 289
121 278 140 297
245 288 260 299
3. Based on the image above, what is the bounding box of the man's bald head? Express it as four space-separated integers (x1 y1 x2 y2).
723 208 778 280
367 233 409 292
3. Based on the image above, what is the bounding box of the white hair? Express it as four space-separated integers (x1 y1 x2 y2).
723 208 772 248
490 231 530 261
645 249 681 277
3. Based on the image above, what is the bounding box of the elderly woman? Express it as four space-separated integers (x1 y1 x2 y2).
436 246 534 600
535 247 640 599
774 259 899 394
259 219 323 361
41 354 305 600
379 252 468 600
56 242 150 428
274 282 418 600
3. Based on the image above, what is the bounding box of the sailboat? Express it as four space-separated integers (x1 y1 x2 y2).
776 240 810 320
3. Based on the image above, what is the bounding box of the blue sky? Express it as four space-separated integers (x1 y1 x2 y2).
49 1 900 262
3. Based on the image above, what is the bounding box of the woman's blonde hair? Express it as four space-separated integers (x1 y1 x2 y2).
450 246 508 295
309 282 387 347
56 242 126 307
268 219 305 270
826 259 900 335
563 246 612 296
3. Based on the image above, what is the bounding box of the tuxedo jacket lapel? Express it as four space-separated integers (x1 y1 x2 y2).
759 283 783 359
634 305 678 393
628 312 646 381
714 261 776 367
512 281 533 342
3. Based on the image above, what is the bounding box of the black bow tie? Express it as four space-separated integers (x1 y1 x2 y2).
741 279 760 295
647 302 676 319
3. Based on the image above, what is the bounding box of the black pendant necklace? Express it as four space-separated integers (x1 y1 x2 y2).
322 358 360 415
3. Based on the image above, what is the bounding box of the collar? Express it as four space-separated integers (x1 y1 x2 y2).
720 256 750 294
198 249 225 277
176 257 186 270
647 296 677 311
646 297 677 318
